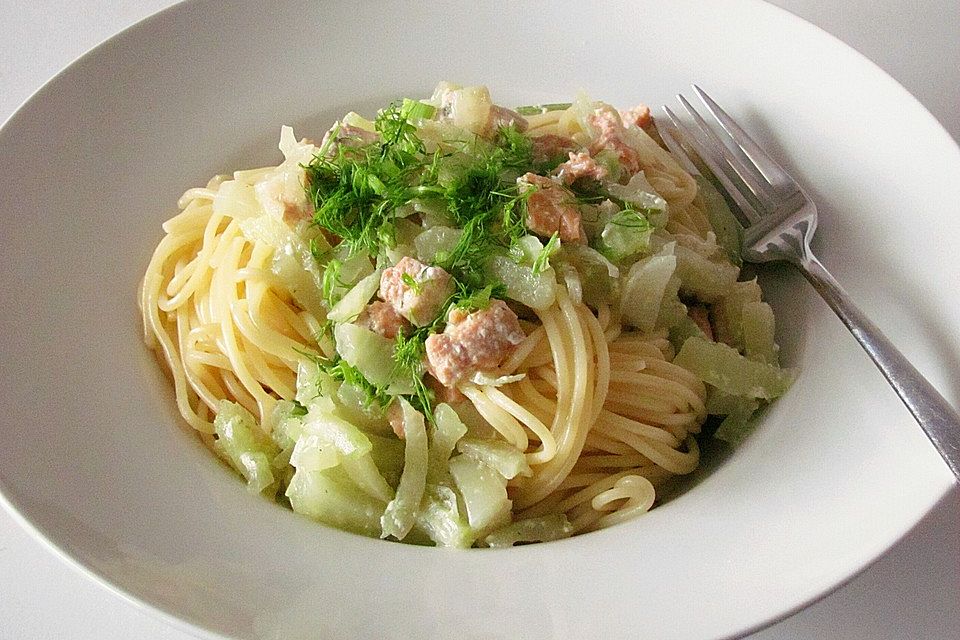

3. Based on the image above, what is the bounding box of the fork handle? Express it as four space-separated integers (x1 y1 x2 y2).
799 253 960 481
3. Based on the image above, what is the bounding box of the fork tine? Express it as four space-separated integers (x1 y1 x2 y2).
687 87 784 203
676 93 778 210
655 117 754 229
691 85 796 194
653 117 701 177
662 105 762 224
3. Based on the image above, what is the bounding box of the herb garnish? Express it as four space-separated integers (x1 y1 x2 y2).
304 98 559 419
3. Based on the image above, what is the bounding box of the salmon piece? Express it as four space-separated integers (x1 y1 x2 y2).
619 103 652 129
356 301 410 340
530 134 577 166
518 172 584 243
425 300 526 387
553 151 608 185
588 110 642 176
379 256 455 327
688 305 715 342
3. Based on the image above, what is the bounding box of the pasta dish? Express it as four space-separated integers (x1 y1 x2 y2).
140 83 791 547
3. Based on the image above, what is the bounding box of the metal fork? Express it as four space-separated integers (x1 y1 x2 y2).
657 85 960 481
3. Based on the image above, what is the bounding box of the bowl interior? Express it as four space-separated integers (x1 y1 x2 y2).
0 1 957 639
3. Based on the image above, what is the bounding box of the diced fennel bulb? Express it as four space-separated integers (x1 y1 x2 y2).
271 249 327 321
334 323 397 388
469 371 526 386
457 438 532 479
239 213 295 248
741 301 779 366
668 314 707 353
381 399 429 540
341 454 395 503
213 400 280 495
483 514 574 548
673 244 739 303
444 85 494 136
286 468 384 537
239 214 328 319
213 179 261 220
600 207 654 262
336 382 392 435
416 483 476 548
558 244 619 308
385 219 420 264
301 407 372 458
327 269 382 323
704 387 745 415
694 176 743 266
323 249 376 307
277 125 318 165
340 111 376 132
367 434 405 488
714 398 761 445
713 279 763 350
289 434 339 471
486 253 556 310
448 455 511 533
506 234 559 280
294 360 337 412
428 403 468 482
265 399 305 449
674 337 792 400
606 172 668 228
415 226 462 263
620 243 678 333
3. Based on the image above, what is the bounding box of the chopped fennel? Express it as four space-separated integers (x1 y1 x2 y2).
694 176 743 266
341 453 395 503
713 279 763 350
599 207 655 262
289 434 339 471
428 403 468 481
286 467 385 537
415 482 476 548
327 269 382 322
333 322 399 390
674 244 739 303
486 252 556 310
741 301 779 366
381 399 429 540
674 337 792 400
214 180 261 221
448 454 511 533
483 514 574 547
620 244 678 333
457 438 532 479
212 400 280 495
301 407 373 459
606 172 668 227
713 397 762 445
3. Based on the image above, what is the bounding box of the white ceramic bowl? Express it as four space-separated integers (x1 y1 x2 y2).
1 1 957 638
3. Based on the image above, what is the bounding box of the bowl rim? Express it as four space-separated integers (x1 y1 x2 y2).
1 1 957 639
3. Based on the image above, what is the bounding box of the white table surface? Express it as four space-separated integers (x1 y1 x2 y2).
1 1 958 638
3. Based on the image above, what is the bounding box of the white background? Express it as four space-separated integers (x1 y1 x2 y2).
1 1 958 638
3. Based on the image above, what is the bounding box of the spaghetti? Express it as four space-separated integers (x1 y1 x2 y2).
140 83 789 546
